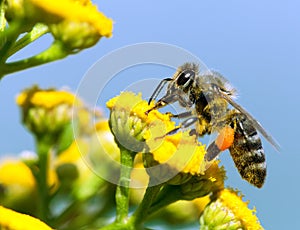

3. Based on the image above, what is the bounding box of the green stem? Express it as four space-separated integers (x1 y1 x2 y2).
99 222 133 230
147 185 182 216
7 23 49 57
115 146 136 223
129 179 164 227
100 180 163 230
35 136 53 223
0 40 69 79
0 21 22 64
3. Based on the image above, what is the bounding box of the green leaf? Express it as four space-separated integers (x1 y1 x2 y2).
56 122 74 154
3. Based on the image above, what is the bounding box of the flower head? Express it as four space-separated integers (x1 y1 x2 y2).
0 160 35 189
4 0 113 49
107 92 155 153
16 86 80 139
200 189 263 230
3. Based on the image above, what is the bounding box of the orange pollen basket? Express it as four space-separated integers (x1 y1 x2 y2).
215 126 235 151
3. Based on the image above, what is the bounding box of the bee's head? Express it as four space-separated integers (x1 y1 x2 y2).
173 63 199 91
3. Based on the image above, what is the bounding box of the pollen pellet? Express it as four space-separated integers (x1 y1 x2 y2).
215 126 235 151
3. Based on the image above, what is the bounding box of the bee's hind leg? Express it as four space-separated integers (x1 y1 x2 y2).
205 126 235 161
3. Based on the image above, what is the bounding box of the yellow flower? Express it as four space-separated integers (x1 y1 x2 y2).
0 160 36 214
5 0 112 37
0 158 58 208
23 91 75 108
0 206 53 230
107 92 155 152
107 92 212 185
5 0 113 49
145 112 208 185
200 189 263 230
218 189 263 230
16 86 80 137
106 92 174 133
29 0 113 37
144 132 208 185
0 160 35 189
16 86 78 108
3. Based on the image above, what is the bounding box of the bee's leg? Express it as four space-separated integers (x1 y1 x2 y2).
205 126 235 161
146 94 177 114
148 78 173 105
164 117 198 136
169 111 199 135
169 111 193 119
189 129 198 136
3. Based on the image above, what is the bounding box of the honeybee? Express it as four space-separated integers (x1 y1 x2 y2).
147 63 279 188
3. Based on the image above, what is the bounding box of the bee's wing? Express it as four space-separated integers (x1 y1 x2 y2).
219 92 280 151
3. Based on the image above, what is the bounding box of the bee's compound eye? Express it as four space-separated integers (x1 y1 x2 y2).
177 70 195 86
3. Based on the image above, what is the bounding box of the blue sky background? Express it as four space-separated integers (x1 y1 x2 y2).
0 0 299 229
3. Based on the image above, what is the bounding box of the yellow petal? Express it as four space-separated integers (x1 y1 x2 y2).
0 206 53 230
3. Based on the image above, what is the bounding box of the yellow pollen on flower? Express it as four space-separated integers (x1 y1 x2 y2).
29 0 113 37
218 189 263 230
0 206 53 230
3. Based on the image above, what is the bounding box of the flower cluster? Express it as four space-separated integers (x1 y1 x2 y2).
0 87 265 229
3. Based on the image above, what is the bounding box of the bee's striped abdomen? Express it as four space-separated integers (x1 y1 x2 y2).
229 113 266 188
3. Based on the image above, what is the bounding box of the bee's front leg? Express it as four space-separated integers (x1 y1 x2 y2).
148 78 173 105
146 94 178 114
